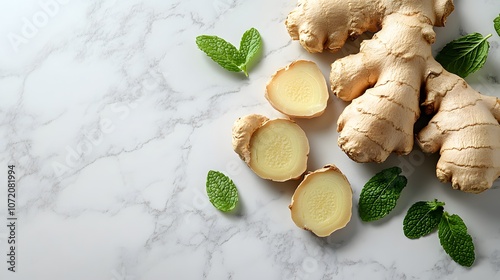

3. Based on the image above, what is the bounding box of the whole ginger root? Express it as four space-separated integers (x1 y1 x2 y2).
286 0 500 193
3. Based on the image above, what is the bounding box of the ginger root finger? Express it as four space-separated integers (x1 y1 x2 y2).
436 150 500 194
232 114 309 182
285 0 454 54
330 53 378 102
331 13 428 162
418 68 500 193
484 95 500 121
290 165 352 237
285 0 383 53
337 81 418 162
416 122 442 154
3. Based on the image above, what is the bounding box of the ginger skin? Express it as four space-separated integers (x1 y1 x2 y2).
286 0 452 53
418 62 500 193
232 114 269 164
286 0 500 192
334 13 430 162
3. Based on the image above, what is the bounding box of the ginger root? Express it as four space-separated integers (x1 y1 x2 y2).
266 60 329 118
417 62 500 193
286 0 500 192
290 165 352 237
232 114 309 181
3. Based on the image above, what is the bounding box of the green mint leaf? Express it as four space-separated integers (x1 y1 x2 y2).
403 199 445 239
196 35 245 73
494 14 500 37
435 32 492 78
438 212 475 267
206 170 239 212
196 28 262 77
358 167 408 222
239 28 262 76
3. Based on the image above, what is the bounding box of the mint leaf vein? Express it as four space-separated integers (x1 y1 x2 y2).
358 167 408 222
438 212 475 267
436 32 492 78
403 200 445 239
206 170 239 212
196 28 262 77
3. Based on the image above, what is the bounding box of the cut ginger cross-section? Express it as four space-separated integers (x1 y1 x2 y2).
232 114 309 182
266 60 329 118
290 165 352 237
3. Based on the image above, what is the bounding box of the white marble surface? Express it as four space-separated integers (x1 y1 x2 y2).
0 0 499 279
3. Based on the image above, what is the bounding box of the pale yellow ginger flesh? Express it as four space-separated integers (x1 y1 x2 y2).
286 0 500 192
232 114 309 182
265 60 329 118
290 165 352 237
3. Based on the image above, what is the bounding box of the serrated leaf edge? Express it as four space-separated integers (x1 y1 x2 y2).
359 167 407 222
438 212 475 267
196 28 261 77
206 170 239 212
403 200 444 239
494 14 500 37
436 33 492 78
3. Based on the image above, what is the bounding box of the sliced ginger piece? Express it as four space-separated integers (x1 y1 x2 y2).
249 119 309 181
266 60 329 118
232 114 269 164
290 165 352 237
232 114 309 181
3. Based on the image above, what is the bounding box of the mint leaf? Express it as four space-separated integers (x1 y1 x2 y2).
196 35 244 73
436 33 492 78
403 199 445 239
358 167 408 222
495 14 500 37
438 212 475 267
206 170 239 212
196 28 262 76
239 28 262 76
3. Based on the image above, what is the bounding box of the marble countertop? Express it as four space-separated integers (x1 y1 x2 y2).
1 0 499 279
